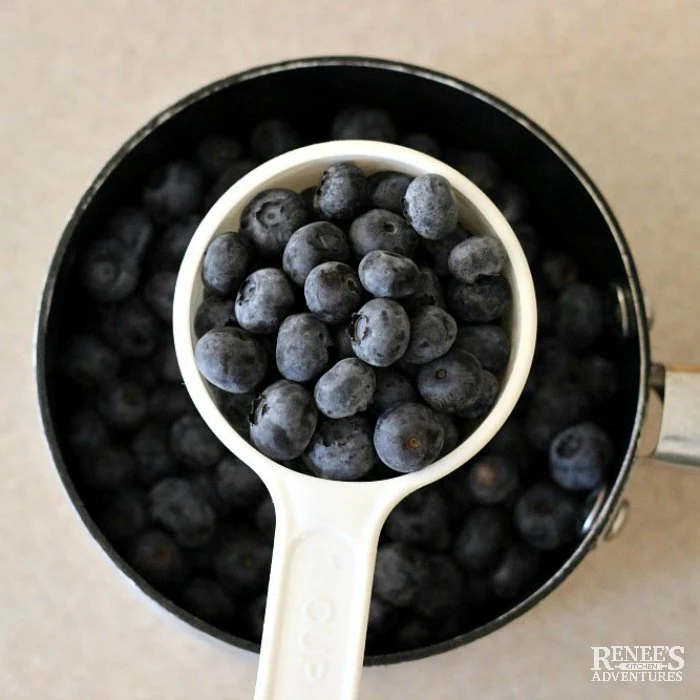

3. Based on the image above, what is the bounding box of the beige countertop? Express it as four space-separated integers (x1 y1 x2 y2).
2 1 700 698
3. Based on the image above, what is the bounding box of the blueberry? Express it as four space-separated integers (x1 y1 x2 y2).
466 454 519 504
525 382 590 451
513 223 539 265
423 225 470 277
240 188 309 257
67 408 109 453
403 174 458 240
235 268 295 334
195 326 267 393
435 412 459 456
80 445 135 490
81 238 139 303
123 357 160 390
348 208 418 258
417 348 484 413
250 119 301 160
170 413 225 469
558 281 604 351
529 337 576 386
450 150 501 194
149 476 216 548
332 325 355 360
202 232 254 295
446 276 511 323
453 507 510 573
106 207 154 259
194 296 236 338
366 597 400 648
249 380 318 461
371 368 417 413
402 267 446 312
275 313 331 383
204 159 260 211
216 389 255 437
314 163 369 222
373 542 431 607
453 324 510 373
130 423 177 486
97 381 148 431
155 341 182 383
404 306 457 364
448 236 506 284
215 453 267 509
101 298 161 359
142 160 203 223
401 133 441 159
384 488 450 551
282 221 351 286
458 370 500 420
514 482 578 550
100 489 148 543
349 298 410 367
183 577 235 625
489 543 541 598
358 250 419 299
189 471 227 519
196 135 242 178
304 262 362 325
255 496 276 541
303 416 376 481
575 355 618 404
368 171 411 214
540 250 579 291
374 402 444 472
150 215 201 270
60 334 120 387
215 531 272 595
147 384 191 426
549 422 613 491
331 106 397 142
130 530 186 589
489 416 531 467
494 183 528 224
313 358 376 419
415 555 465 621
143 270 177 322
395 619 434 650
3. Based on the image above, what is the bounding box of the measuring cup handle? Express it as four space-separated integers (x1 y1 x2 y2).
253 478 393 700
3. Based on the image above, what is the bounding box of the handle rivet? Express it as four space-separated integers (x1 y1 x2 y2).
604 499 630 541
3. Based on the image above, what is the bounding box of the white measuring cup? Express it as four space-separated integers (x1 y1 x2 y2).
173 141 537 700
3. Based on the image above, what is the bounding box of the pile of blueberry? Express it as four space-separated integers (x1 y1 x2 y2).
195 165 511 479
57 105 618 655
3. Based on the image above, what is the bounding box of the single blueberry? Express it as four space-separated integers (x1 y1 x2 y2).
202 231 254 296
216 389 256 437
276 313 332 382
303 416 376 481
101 297 161 359
514 482 579 550
235 268 295 334
358 250 420 298
147 384 192 426
194 296 236 338
183 577 236 625
395 619 435 651
106 207 154 260
449 150 501 194
435 412 460 456
250 118 301 161
415 555 465 621
215 453 267 509
195 326 267 393
331 106 397 142
453 507 510 573
494 183 528 224
555 283 605 350
402 267 446 313
282 221 351 286
97 381 148 431
196 134 242 178
371 368 417 413
349 298 410 367
249 380 318 461
314 162 370 222
169 413 225 470
373 402 444 472
215 531 272 595
373 542 431 607
549 422 613 491
79 445 135 491
100 489 148 543
525 382 590 451
453 324 510 373
67 408 109 454
60 334 120 387
304 262 362 325
240 188 309 257
142 160 203 223
150 214 201 270
189 472 227 519
423 225 470 277
575 355 618 405
403 174 458 240
447 276 511 323
143 270 177 322
130 423 177 486
529 337 576 387
401 133 442 158
539 250 579 291
81 238 140 303
466 454 519 505
448 236 507 284
204 159 260 211
130 530 186 589
489 543 541 598
367 171 411 214
384 488 451 551
458 370 500 420
348 208 418 259
149 477 216 548
404 306 457 364
314 358 376 419
417 348 484 413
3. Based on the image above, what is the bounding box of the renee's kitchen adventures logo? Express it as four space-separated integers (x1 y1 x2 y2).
591 646 685 682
